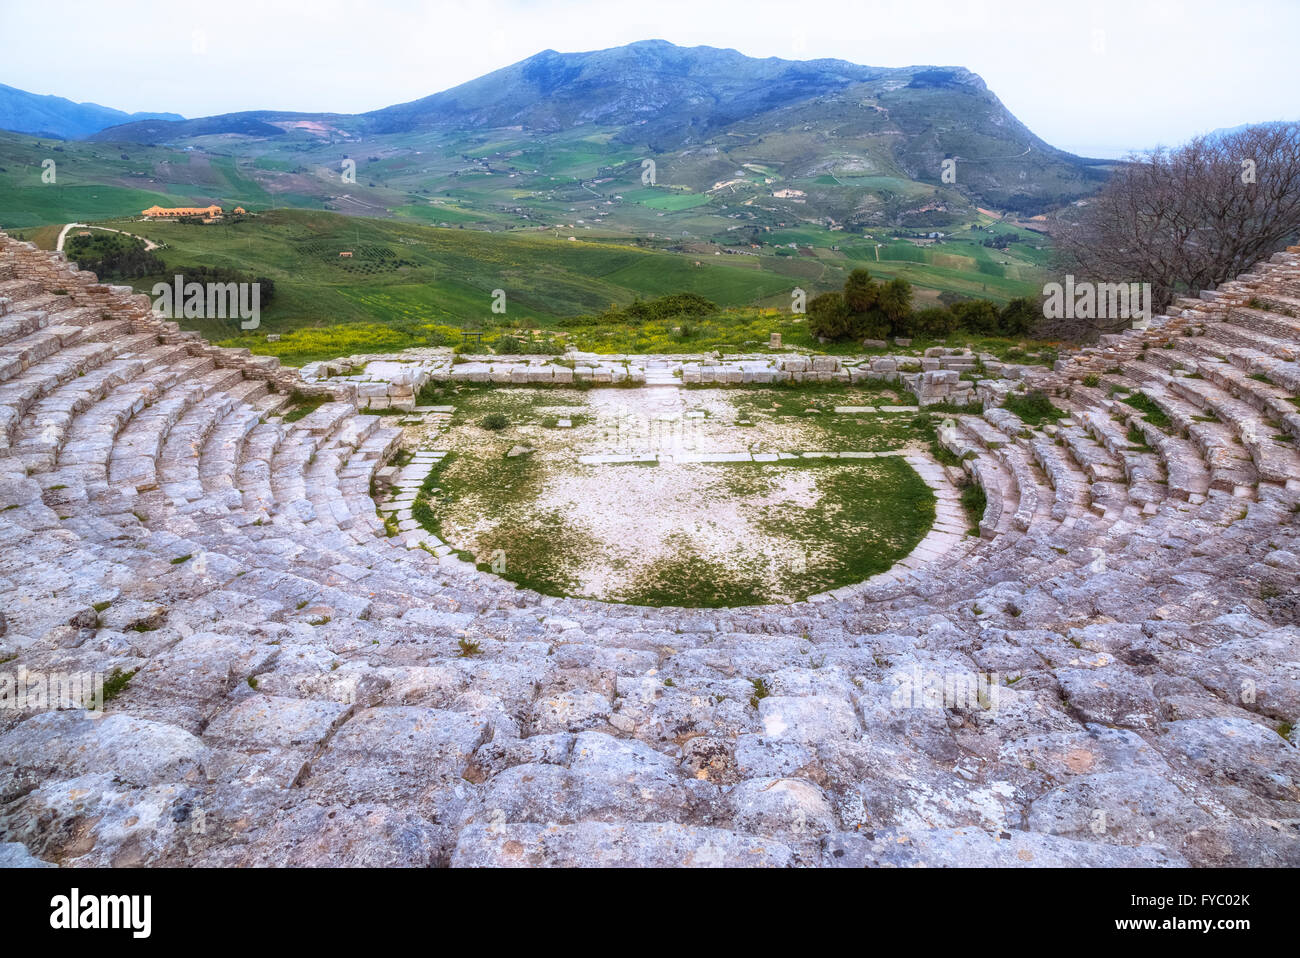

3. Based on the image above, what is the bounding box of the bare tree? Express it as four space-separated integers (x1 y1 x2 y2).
1056 123 1300 324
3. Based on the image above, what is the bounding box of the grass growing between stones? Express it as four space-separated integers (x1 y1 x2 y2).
1003 389 1067 427
728 382 935 452
406 402 595 595
960 481 987 536
1120 392 1173 431
281 393 328 423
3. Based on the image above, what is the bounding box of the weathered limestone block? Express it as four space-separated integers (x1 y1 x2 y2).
758 696 859 743
451 822 795 867
231 803 448 867
0 842 55 867
1056 667 1161 729
823 828 1185 867
0 711 209 799
726 777 836 839
304 706 489 803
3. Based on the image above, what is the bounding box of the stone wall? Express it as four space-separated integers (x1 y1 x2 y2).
0 235 346 403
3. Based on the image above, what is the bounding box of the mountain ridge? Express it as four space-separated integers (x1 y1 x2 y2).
0 41 1114 228
84 41 1000 149
0 82 182 139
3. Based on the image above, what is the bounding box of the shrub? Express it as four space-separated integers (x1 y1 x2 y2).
877 277 914 334
65 232 164 280
807 291 853 340
480 412 508 431
844 268 879 314
999 297 1040 336
913 307 960 337
950 299 1000 334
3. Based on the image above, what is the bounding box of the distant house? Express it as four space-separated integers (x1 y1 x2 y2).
142 204 223 219
339 251 353 258
233 207 246 215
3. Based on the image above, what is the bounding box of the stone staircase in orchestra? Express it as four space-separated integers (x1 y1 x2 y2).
0 233 1297 869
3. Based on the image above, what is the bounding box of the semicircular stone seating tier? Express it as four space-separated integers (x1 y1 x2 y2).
0 232 1297 869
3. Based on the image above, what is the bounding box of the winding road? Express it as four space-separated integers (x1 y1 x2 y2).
55 222 160 253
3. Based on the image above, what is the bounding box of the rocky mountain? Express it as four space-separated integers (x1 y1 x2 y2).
0 82 182 139
366 40 885 142
0 41 1115 222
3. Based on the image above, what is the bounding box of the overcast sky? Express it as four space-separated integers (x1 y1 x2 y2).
2 0 1295 157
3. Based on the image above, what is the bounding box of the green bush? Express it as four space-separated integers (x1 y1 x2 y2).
913 307 960 337
565 293 720 327
807 291 853 340
999 297 1040 336
844 268 879 314
480 412 508 431
800 268 1047 344
808 269 915 341
950 299 1000 334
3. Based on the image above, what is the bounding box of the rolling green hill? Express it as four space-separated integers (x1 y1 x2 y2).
0 42 1074 364
4 208 1048 363
9 209 793 352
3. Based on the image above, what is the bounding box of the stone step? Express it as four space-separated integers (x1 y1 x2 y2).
1206 317 1300 361
0 310 49 348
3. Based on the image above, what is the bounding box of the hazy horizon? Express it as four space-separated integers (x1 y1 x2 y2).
2 0 1296 158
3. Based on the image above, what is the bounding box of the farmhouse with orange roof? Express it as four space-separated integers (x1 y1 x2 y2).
141 204 224 219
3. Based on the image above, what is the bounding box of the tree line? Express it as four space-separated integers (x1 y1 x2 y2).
65 233 164 280
807 268 1038 341
65 234 275 305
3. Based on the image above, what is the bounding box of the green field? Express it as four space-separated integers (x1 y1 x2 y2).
1 204 1059 364
0 107 1067 367
4 209 800 358
0 119 1055 328
622 186 714 211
